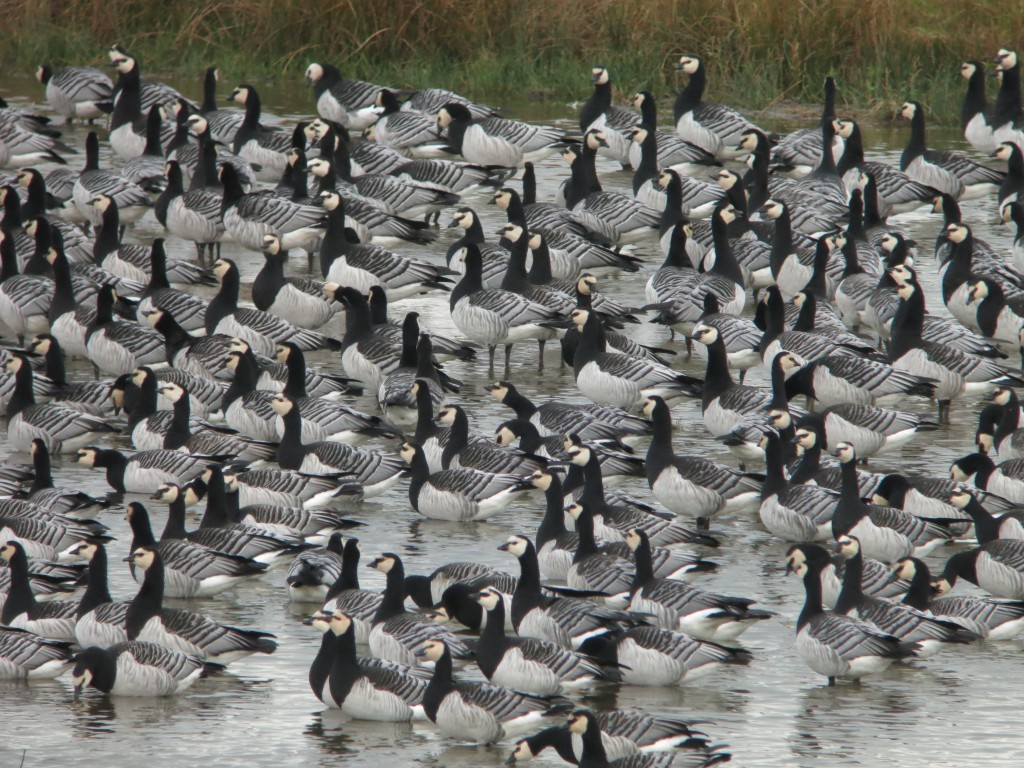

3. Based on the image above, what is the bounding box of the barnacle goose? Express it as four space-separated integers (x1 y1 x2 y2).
571 308 702 409
76 446 214 495
628 95 720 176
900 101 1004 199
66 540 131 649
437 102 569 167
443 405 543 475
123 501 268 597
991 49 1024 148
0 627 71 679
287 533 345 602
898 556 1024 640
305 63 384 130
364 89 450 159
960 60 996 153
0 228 51 345
833 535 979 656
784 544 917 685
36 65 112 123
401 442 530 522
318 540 385 644
271 393 404 496
579 66 635 167
253 235 336 328
934 539 1024 600
155 162 225 265
223 466 346 510
227 85 291 180
71 640 211 698
117 106 167 193
0 541 77 641
308 609 430 720
126 546 277 663
145 308 235 381
417 638 571 745
219 165 324 252
365 553 471 666
72 132 152 227
85 285 165 376
674 54 761 159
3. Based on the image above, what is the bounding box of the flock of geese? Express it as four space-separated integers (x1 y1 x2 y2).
2 42 1024 765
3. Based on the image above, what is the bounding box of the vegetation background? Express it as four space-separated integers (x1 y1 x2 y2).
8 0 1024 117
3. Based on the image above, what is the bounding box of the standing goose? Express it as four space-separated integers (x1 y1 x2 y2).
770 77 843 178
72 132 152 227
992 141 1024 212
571 309 702 409
5 354 116 452
366 553 472 666
117 106 167 192
401 442 530 522
950 452 1024 505
252 235 336 329
448 244 561 369
673 55 760 159
442 406 543 476
959 60 995 153
0 540 77 641
219 165 325 251
155 161 225 265
304 62 384 130
86 285 165 376
643 395 762 527
625 528 770 643
271 393 405 497
308 609 431 720
897 556 1024 640
437 102 569 167
206 258 339 356
145 308 235 381
71 641 209 698
36 64 112 123
472 586 606 695
793 403 937 461
365 89 448 158
134 238 211 332
579 66 636 167
899 101 1004 199
378 330 455 428
417 638 571 745
68 541 130 649
833 535 979 656
0 227 51 345
20 439 108 516
197 67 245 144
319 539 386 644
966 276 1024 357
784 544 917 685
125 546 277 663
228 85 291 179
758 431 838 542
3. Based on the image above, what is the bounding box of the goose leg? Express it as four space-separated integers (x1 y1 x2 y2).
738 369 746 384
537 340 545 370
696 516 710 532
685 337 693 358
194 243 205 266
938 400 951 424
504 344 513 370
828 676 836 687
488 344 497 370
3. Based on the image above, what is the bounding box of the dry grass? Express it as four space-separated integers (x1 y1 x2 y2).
8 0 1024 116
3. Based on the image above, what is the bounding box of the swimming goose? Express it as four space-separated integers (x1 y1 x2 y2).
72 639 212 698
377 330 455 428
304 63 384 130
626 528 770 643
831 442 954 560
899 101 1004 199
758 431 838 542
18 439 108 516
206 258 339 357
562 132 660 245
966 277 1024 357
786 542 910 611
66 541 131 648
950 452 1024 505
252 235 336 329
934 539 1024 599
124 362 224 423
228 85 291 180
448 244 560 369
833 535 979 656
219 165 325 251
437 102 568 167
85 285 165 376
308 609 430 719
154 162 225 265
122 501 268 597
0 540 77 641
72 132 152 227
784 544 917 685
36 65 112 123
365 553 471 666
473 586 606 695
487 380 651 443
116 106 167 193
499 534 637 649
223 465 349 510
401 441 530 522
794 403 937 461
195 67 246 144
5 355 116 452
287 533 345 602
0 106 70 169
318 539 384 643
579 66 636 167
897 557 1024 640
441 405 543 476
643 395 761 526
770 77 842 179
271 393 405 496
364 89 448 158
76 446 213 494
0 627 72 679
126 546 277 663
629 123 719 200
572 309 702 409
673 55 760 159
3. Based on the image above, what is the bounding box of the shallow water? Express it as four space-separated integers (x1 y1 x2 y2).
0 72 1021 767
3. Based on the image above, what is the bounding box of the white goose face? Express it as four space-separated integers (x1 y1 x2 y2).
794 428 816 449
997 49 1018 70
899 102 916 120
715 169 739 189
932 577 953 596
946 223 969 244
495 425 516 447
509 740 534 762
492 190 511 209
305 63 324 84
895 281 915 301
487 382 509 401
779 351 804 372
641 397 658 418
309 159 331 179
76 448 98 467
833 442 856 463
833 118 854 138
570 308 590 330
451 209 472 229
113 55 136 74
718 204 738 225
577 274 598 296
329 611 352 636
657 170 673 189
369 554 396 574
629 126 648 144
187 115 209 136
893 558 916 581
592 66 610 85
769 409 791 430
586 130 607 150
158 383 185 403
961 62 977 79
631 92 646 109
270 393 293 416
623 528 642 552
435 107 455 130
224 351 243 372
211 258 232 279
417 640 445 663
566 445 590 466
91 194 113 214
502 223 524 243
880 234 898 252
528 232 543 251
5 356 23 374
677 56 700 75
274 344 291 363
399 442 417 464
474 588 502 611
565 502 585 521
949 489 972 509
228 338 250 355
308 612 331 633
69 541 98 562
230 86 250 105
500 535 529 557
994 143 1015 161
0 542 17 563
262 234 282 254
968 280 989 304
131 547 157 570
737 131 759 152
835 535 860 559
561 145 579 165
363 124 378 142
567 712 591 735
130 367 148 387
784 545 810 576
792 291 807 309
993 387 1012 407
762 200 783 219
154 483 179 503
690 323 719 345
529 469 552 491
832 232 847 250
436 407 456 427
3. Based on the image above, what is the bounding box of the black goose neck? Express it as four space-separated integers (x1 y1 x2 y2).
77 545 113 618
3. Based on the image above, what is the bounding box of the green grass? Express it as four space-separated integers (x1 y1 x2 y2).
8 0 1024 120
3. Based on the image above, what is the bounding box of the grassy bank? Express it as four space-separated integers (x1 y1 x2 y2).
8 0 1024 119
